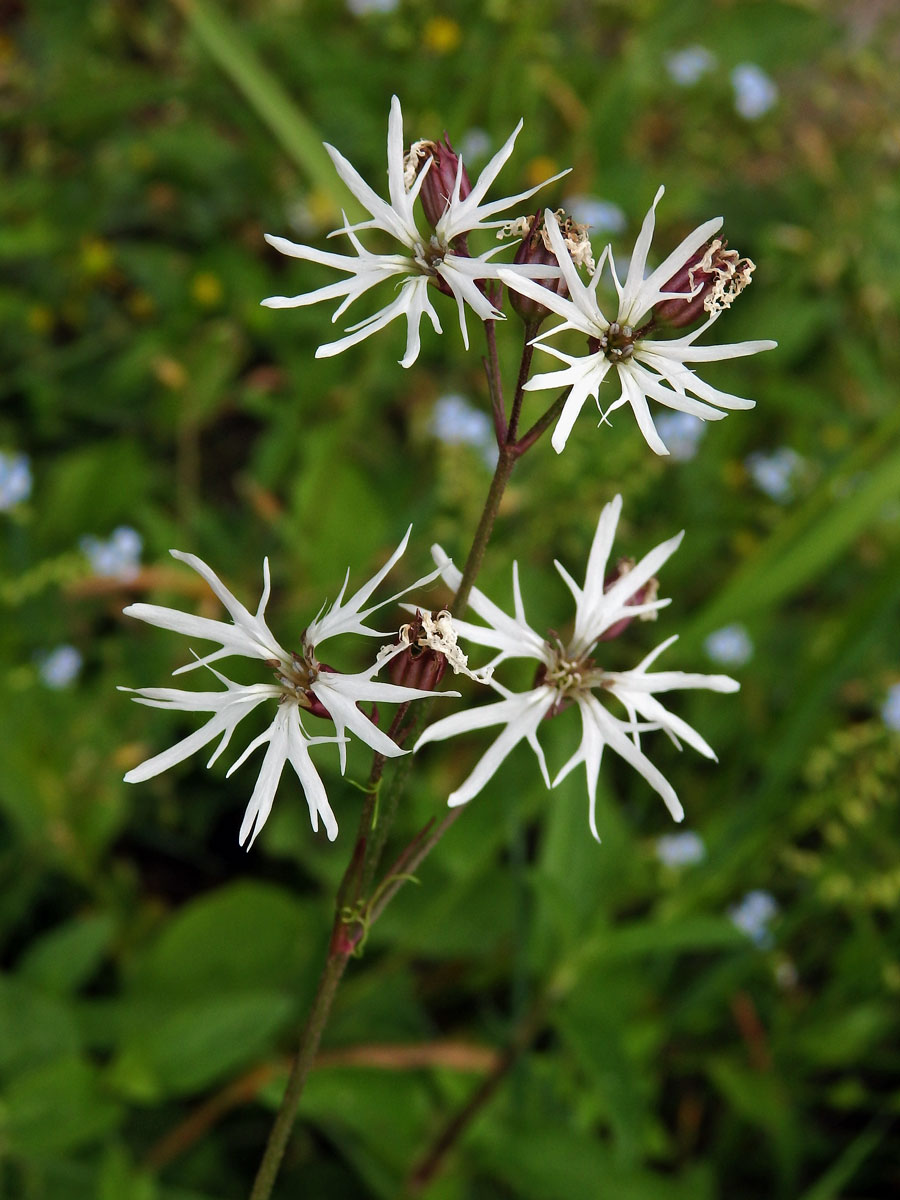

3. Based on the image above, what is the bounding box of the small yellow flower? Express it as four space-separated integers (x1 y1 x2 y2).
191 271 223 307
80 237 114 277
423 16 461 53
526 156 558 189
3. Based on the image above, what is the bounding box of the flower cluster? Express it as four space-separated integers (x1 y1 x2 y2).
414 496 738 838
263 100 774 456
122 531 455 847
124 96 773 852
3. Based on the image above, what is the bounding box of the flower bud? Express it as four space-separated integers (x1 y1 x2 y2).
404 136 472 234
502 210 593 327
598 558 659 642
653 238 755 330
390 611 449 691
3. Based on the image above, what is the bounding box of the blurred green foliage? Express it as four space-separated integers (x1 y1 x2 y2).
2 0 900 1196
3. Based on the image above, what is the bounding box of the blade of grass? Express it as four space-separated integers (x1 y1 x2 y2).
797 1118 888 1200
168 0 360 221
683 407 900 642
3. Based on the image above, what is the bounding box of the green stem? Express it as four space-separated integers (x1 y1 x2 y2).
247 698 407 1200
360 702 412 894
405 994 549 1194
368 807 465 925
506 323 540 444
450 444 518 617
515 386 570 455
248 949 351 1200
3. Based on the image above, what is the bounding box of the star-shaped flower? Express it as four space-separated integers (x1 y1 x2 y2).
122 530 453 848
415 496 738 838
262 96 567 366
499 190 776 454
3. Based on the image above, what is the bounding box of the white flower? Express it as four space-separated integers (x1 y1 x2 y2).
498 193 776 455
122 529 452 848
415 495 739 839
398 608 493 684
262 96 567 366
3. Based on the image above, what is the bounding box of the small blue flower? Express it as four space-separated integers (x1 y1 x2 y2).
654 412 707 462
431 394 497 466
665 45 717 87
731 63 779 120
37 645 83 689
704 623 754 667
563 194 627 235
0 450 32 511
656 830 706 867
347 0 397 14
881 683 900 732
729 889 778 947
80 526 143 580
745 447 802 502
458 128 492 165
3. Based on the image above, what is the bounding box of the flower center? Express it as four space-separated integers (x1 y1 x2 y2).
599 320 637 362
414 235 447 275
536 638 601 697
267 650 316 708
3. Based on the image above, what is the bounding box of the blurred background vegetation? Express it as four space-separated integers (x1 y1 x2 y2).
2 0 900 1196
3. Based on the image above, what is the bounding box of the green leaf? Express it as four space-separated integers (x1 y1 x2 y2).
0 977 80 1077
131 880 324 999
472 1121 714 1200
111 989 294 1098
18 913 115 995
2 1053 121 1156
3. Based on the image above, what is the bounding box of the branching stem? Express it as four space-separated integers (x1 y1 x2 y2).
248 323 570 1200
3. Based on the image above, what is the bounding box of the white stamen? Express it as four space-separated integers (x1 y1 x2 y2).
400 610 493 683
